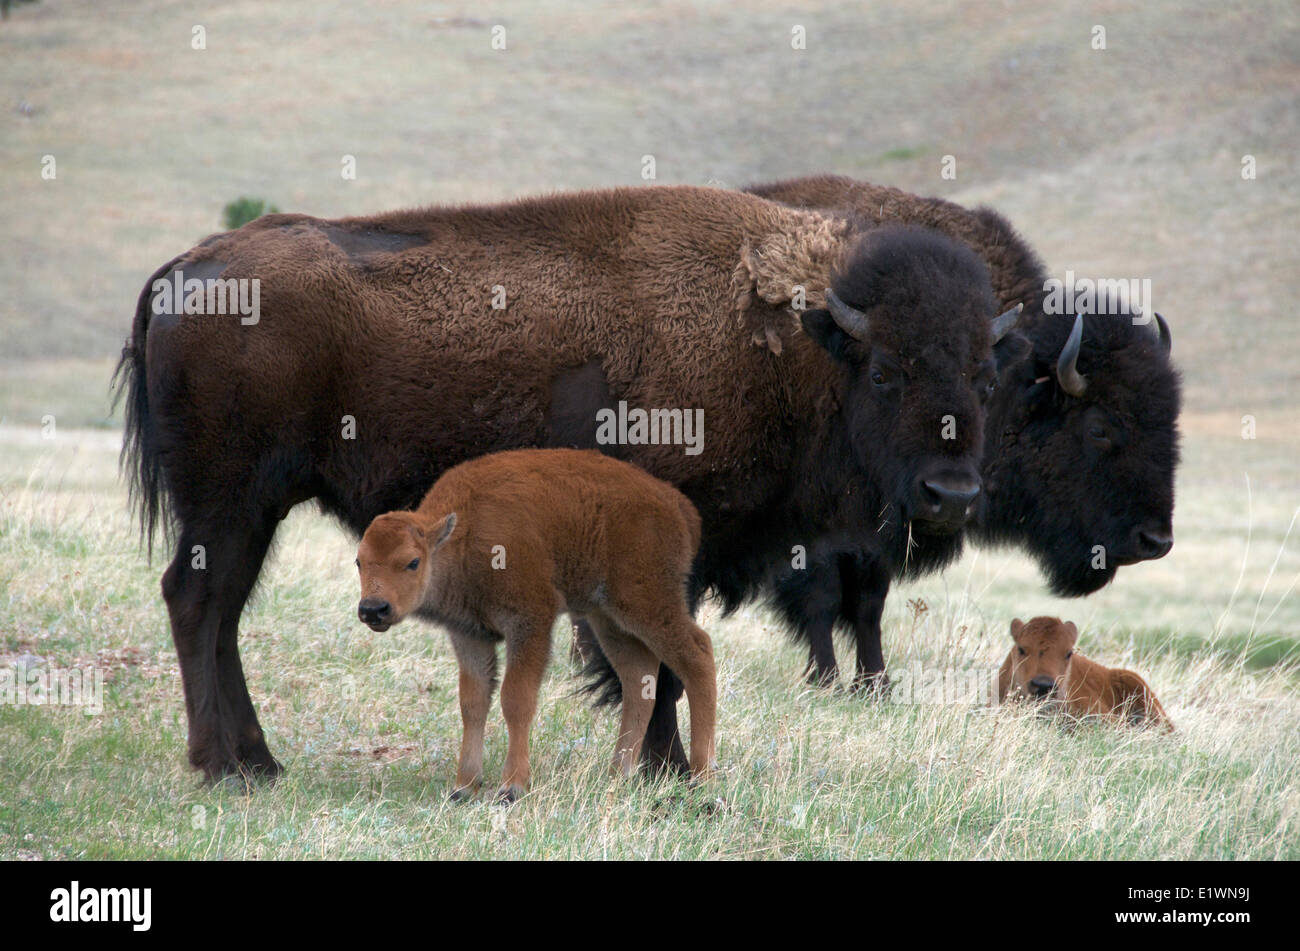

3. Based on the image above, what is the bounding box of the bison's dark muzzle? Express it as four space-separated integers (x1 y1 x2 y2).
910 471 981 533
1112 524 1174 566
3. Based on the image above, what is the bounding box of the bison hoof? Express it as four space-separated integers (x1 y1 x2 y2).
206 755 284 792
806 667 839 689
851 673 891 699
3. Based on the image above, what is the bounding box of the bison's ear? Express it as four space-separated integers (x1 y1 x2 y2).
1009 618 1024 639
801 308 859 364
993 329 1031 371
431 512 458 549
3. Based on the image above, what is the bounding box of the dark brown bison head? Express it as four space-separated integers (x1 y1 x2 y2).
800 226 1021 574
356 510 457 632
1003 616 1077 701
979 301 1181 596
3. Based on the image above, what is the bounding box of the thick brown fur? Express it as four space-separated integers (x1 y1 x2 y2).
998 616 1173 731
357 449 715 800
117 184 1005 780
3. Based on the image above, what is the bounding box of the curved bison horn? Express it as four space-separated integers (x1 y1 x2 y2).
1057 313 1088 397
1153 312 1172 355
991 302 1023 344
824 288 871 341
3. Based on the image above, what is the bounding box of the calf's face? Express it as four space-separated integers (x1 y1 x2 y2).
1005 616 1077 700
355 511 456 631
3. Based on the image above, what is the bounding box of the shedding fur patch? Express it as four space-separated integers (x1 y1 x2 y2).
732 213 848 352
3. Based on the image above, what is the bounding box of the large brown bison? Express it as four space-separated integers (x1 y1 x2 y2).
596 175 1181 774
115 185 1017 781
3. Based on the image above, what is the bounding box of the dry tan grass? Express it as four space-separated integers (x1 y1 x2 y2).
0 429 1296 859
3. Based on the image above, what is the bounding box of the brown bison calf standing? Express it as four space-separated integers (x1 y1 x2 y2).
998 617 1173 730
355 448 716 801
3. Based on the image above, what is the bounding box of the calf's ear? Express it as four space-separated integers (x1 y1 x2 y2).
1062 621 1079 648
431 511 458 549
801 308 857 363
1009 618 1024 639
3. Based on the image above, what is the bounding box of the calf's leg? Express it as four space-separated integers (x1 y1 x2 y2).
448 632 498 800
497 617 552 802
613 591 718 780
634 618 717 779
586 612 659 777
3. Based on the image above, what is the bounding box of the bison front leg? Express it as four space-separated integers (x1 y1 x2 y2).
803 614 840 688
778 555 844 688
845 556 891 696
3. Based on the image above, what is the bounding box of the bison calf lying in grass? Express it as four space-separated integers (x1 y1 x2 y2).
355 448 716 801
998 617 1173 731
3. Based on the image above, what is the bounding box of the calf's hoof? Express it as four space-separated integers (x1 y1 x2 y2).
449 783 480 803
495 782 527 804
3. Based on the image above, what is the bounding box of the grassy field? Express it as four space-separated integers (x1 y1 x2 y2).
1 0 1298 859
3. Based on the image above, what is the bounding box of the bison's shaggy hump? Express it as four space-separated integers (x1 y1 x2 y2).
748 174 1047 316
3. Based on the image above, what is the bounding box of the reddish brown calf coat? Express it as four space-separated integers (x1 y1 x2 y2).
998 617 1173 730
355 448 716 801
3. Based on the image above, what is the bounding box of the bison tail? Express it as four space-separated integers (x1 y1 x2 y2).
577 648 624 708
111 255 184 558
564 618 624 707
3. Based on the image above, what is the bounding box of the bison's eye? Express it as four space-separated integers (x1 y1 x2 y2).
870 368 886 387
406 558 420 571
1087 424 1112 451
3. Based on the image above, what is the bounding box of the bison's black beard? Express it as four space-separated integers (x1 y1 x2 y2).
1039 546 1119 597
881 521 968 582
972 492 1121 598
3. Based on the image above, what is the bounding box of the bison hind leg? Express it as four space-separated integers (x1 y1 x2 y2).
163 504 287 786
